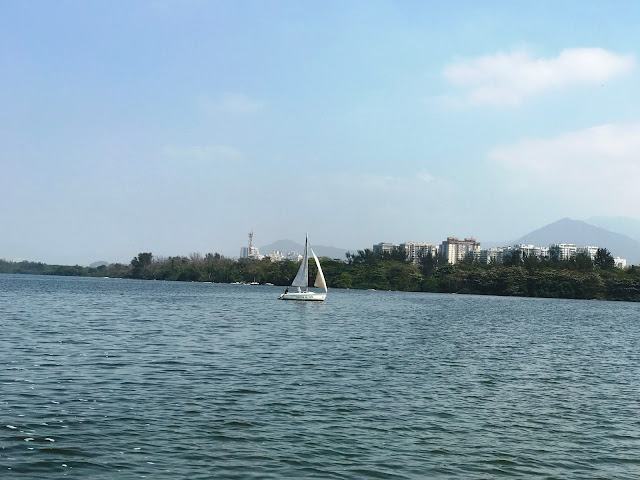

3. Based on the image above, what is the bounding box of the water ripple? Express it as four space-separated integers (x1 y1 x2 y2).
2 275 640 478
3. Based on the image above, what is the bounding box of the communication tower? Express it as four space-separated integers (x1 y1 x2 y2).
241 230 259 259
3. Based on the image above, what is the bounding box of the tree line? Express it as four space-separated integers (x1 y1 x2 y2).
1 247 639 302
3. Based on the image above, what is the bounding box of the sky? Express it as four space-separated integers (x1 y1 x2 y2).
2 0 640 265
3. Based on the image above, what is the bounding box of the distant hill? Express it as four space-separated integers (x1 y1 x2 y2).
585 216 640 243
259 239 351 260
513 218 640 265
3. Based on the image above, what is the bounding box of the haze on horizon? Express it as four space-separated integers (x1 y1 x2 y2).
2 1 640 266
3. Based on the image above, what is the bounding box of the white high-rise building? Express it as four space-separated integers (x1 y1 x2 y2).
577 246 599 260
400 242 438 265
614 257 627 268
372 242 394 255
240 246 260 259
551 243 577 260
508 244 549 258
479 247 505 264
440 237 481 264
265 251 285 262
286 251 303 262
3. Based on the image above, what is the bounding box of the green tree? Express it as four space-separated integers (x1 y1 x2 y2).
523 252 541 272
594 248 615 270
383 247 409 263
503 249 522 266
573 252 594 272
131 252 153 278
131 252 153 268
419 251 439 277
334 272 354 289
347 249 378 266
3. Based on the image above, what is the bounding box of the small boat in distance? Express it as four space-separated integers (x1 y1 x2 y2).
278 235 327 301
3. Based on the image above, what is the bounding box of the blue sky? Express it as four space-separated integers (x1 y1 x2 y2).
2 1 640 264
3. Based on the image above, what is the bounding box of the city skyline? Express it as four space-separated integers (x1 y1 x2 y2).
2 2 640 265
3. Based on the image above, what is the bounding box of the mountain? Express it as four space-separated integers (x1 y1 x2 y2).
585 216 640 243
513 218 640 265
259 239 351 260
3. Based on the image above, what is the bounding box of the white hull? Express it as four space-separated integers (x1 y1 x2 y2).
278 291 326 301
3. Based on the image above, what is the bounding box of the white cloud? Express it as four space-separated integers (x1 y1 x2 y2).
359 174 412 191
444 48 635 107
341 170 445 192
488 123 640 214
417 169 436 183
161 144 242 161
199 92 265 114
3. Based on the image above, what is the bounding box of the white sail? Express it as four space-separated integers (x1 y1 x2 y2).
311 248 327 292
291 236 309 288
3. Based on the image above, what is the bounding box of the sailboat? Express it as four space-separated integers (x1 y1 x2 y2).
278 235 327 301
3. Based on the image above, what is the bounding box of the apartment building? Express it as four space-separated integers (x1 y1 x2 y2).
576 246 599 260
510 244 549 258
372 242 395 255
400 242 439 265
372 239 628 268
440 237 481 264
551 243 577 260
240 246 261 259
478 247 505 264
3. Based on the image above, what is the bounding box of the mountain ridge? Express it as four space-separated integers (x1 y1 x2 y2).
508 218 640 264
584 216 640 243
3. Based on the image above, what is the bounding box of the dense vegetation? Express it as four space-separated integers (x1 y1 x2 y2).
2 247 640 302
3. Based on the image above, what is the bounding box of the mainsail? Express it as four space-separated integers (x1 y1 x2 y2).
291 236 309 288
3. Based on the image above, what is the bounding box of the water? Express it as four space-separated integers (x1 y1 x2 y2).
2 274 640 479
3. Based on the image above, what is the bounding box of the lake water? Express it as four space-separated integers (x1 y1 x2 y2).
2 274 640 479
